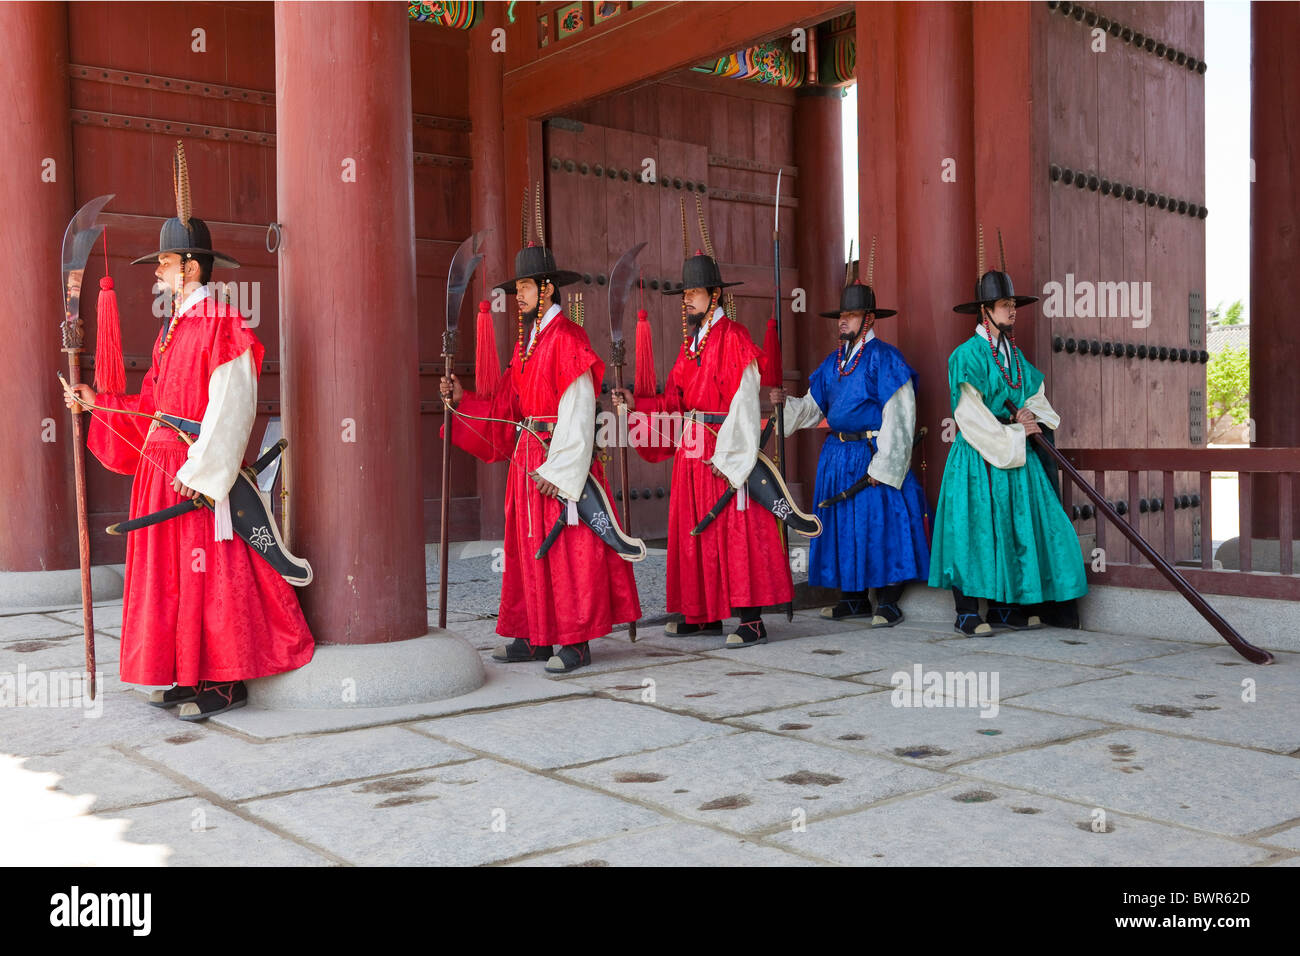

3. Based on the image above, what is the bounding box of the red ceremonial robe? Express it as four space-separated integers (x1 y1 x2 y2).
447 312 641 645
87 297 315 686
634 317 793 621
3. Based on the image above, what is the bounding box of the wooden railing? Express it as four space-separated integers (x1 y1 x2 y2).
1059 448 1300 600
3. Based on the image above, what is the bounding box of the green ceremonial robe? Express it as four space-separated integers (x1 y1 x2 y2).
927 334 1088 604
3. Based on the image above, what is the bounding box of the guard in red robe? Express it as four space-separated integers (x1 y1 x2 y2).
64 142 313 720
440 226 642 673
614 244 794 647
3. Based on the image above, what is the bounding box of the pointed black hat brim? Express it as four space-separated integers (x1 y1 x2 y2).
131 217 240 268
494 270 583 295
131 248 241 269
818 307 898 318
660 280 744 296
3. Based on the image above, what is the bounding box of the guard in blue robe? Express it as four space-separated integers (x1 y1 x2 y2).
775 260 930 627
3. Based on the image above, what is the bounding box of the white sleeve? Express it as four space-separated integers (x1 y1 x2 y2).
867 380 915 490
174 349 257 499
1021 382 1062 431
712 361 761 489
532 372 595 502
954 382 1026 470
780 390 824 436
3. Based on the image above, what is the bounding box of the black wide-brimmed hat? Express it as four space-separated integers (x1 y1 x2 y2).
818 237 896 318
493 183 581 294
953 225 1037 314
661 195 742 297
131 141 240 269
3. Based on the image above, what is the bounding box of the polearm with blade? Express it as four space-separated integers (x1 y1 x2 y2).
1005 398 1272 665
607 241 648 642
59 194 116 701
438 230 489 629
771 170 793 621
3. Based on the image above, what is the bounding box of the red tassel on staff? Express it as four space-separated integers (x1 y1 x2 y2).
633 308 657 397
759 316 782 388
473 299 500 394
94 276 126 395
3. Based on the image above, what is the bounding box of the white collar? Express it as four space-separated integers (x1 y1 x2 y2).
842 327 875 364
527 303 563 348
692 306 724 347
974 321 1014 357
178 284 213 315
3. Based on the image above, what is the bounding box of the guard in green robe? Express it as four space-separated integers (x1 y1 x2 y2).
927 230 1087 636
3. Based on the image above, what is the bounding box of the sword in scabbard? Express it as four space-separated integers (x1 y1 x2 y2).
1005 398 1271 665
607 241 647 641
59 194 115 701
438 230 489 630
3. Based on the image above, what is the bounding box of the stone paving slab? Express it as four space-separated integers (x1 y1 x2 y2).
17 746 191 812
471 638 703 682
1104 644 1300 684
506 823 817 866
850 650 1121 699
1258 823 1300 851
93 796 334 866
0 631 120 672
412 697 738 770
570 657 875 719
933 629 1191 666
766 783 1277 866
729 693 1107 768
50 604 124 630
1003 672 1300 753
138 725 475 801
0 613 85 642
959 730 1300 837
211 668 588 740
0 675 204 756
243 758 667 866
1268 856 1300 866
635 614 893 656
680 629 956 680
559 731 948 836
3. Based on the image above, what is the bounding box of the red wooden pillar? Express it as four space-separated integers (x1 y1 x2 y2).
792 84 844 495
0 1 76 572
470 1 508 539
274 1 425 644
1250 2 1300 537
893 1 976 483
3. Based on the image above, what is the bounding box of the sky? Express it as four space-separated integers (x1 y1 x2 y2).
841 2 1251 320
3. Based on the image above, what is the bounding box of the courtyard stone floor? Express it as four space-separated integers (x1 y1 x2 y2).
3 560 1298 867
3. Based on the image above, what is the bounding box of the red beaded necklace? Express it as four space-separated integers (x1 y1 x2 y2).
516 284 552 365
983 314 1024 390
837 338 867 377
683 291 720 362
158 274 187 355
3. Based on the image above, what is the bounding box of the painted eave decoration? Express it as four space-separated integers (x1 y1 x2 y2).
409 1 482 29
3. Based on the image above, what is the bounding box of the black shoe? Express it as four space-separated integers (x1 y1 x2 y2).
724 619 768 648
819 598 872 620
987 606 1042 631
1039 601 1081 629
545 642 592 673
664 619 723 636
148 684 199 708
492 638 552 663
177 681 247 721
955 613 993 637
871 603 905 628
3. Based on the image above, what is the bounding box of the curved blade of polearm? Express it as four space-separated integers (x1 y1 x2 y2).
59 193 115 701
607 241 647 639
439 228 490 629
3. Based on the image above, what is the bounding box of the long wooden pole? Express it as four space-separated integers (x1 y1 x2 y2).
63 354 96 699
611 343 636 642
1007 399 1272 664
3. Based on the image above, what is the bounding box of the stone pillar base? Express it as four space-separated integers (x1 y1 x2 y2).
0 565 124 614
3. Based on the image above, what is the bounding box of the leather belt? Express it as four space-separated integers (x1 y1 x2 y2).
686 410 728 425
522 418 555 439
829 429 879 442
157 412 202 436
